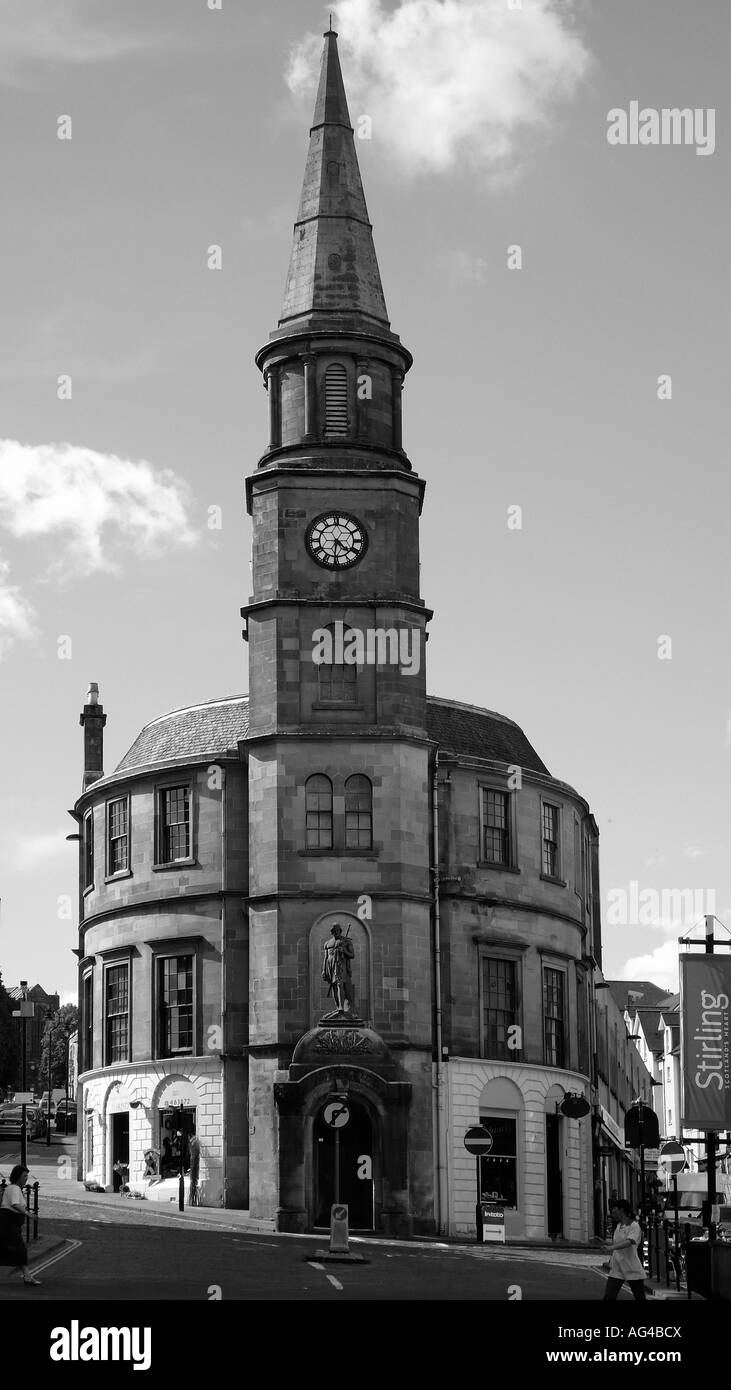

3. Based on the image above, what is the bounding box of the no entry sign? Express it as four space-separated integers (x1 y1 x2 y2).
464 1126 493 1156
658 1140 686 1175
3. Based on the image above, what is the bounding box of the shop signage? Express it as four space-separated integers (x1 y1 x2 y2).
680 954 731 1130
479 1201 506 1243
600 1107 624 1147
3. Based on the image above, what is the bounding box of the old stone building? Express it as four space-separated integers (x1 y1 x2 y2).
72 30 637 1239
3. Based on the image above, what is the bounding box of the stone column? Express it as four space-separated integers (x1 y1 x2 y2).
355 357 370 441
303 355 316 441
266 365 281 450
391 368 404 451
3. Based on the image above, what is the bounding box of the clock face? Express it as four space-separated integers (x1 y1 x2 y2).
306 512 367 570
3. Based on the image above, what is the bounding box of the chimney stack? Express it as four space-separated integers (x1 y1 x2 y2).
79 682 107 790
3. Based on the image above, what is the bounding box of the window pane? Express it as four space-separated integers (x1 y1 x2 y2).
482 789 509 864
305 775 333 849
542 804 558 877
543 967 565 1068
106 964 129 1064
345 774 372 849
84 812 94 888
161 786 190 861
159 955 193 1057
482 958 518 1059
108 798 129 873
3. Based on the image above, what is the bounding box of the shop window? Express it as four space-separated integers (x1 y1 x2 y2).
478 1116 518 1208
158 956 194 1057
159 1107 197 1178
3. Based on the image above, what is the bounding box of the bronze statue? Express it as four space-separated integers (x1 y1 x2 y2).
322 924 355 1018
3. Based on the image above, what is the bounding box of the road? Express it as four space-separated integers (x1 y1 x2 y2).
0 1194 614 1301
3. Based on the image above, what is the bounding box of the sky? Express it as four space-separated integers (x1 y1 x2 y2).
0 0 728 1003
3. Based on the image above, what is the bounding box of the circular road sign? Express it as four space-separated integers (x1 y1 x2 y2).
323 1101 350 1129
464 1126 493 1156
658 1140 686 1175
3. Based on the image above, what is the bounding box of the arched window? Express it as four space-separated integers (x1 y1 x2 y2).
345 775 372 850
305 775 333 850
318 622 357 704
324 363 348 436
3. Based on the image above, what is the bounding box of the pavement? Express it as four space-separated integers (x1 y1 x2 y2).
1 1136 701 1298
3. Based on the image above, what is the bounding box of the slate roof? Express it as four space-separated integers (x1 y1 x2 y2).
115 697 250 771
608 980 676 1013
426 697 550 775
113 694 550 778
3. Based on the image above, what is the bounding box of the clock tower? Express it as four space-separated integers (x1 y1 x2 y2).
243 28 435 1236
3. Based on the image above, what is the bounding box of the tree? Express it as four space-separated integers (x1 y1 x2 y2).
0 972 18 1095
39 1004 79 1093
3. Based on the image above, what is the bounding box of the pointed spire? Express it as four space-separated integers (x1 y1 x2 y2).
278 30 389 330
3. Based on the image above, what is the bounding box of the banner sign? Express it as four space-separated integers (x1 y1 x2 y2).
680 954 731 1129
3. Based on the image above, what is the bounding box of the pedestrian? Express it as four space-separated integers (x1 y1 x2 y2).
601 1199 646 1300
0 1165 41 1286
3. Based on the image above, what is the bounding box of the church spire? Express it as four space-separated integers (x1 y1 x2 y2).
278 28 389 330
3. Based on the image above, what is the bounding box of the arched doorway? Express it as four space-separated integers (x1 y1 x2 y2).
313 1098 374 1230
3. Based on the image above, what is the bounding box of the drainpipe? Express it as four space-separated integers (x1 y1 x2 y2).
431 748 446 1233
220 765 228 1208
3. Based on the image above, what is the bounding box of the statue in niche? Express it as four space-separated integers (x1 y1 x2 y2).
321 924 356 1020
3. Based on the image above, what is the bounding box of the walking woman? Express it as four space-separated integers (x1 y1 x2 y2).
601 1199 646 1300
0 1166 41 1286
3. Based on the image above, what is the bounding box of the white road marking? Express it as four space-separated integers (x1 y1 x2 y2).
326 1275 343 1290
308 1261 325 1271
30 1239 82 1274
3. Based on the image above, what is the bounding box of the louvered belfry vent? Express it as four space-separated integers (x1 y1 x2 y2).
324 363 348 436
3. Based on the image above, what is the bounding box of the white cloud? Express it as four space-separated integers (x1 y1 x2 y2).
0 439 196 581
621 940 680 994
683 844 704 859
287 0 592 175
0 555 37 656
0 0 170 86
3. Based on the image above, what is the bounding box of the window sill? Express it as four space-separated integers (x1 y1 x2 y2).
105 870 132 884
540 874 567 888
477 862 520 874
153 859 196 872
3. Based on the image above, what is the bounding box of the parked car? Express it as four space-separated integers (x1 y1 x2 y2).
55 1100 77 1134
0 1102 46 1140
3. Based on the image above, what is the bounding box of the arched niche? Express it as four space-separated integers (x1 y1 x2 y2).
308 910 372 1027
544 1082 566 1115
478 1077 524 1115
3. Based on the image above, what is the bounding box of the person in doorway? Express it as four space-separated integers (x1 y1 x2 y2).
601 1199 646 1300
0 1165 41 1286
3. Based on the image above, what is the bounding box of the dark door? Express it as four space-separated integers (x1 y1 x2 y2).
314 1101 374 1230
546 1114 563 1237
111 1112 129 1191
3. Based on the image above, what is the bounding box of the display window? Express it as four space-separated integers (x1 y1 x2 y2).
159 1107 197 1177
478 1116 518 1208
